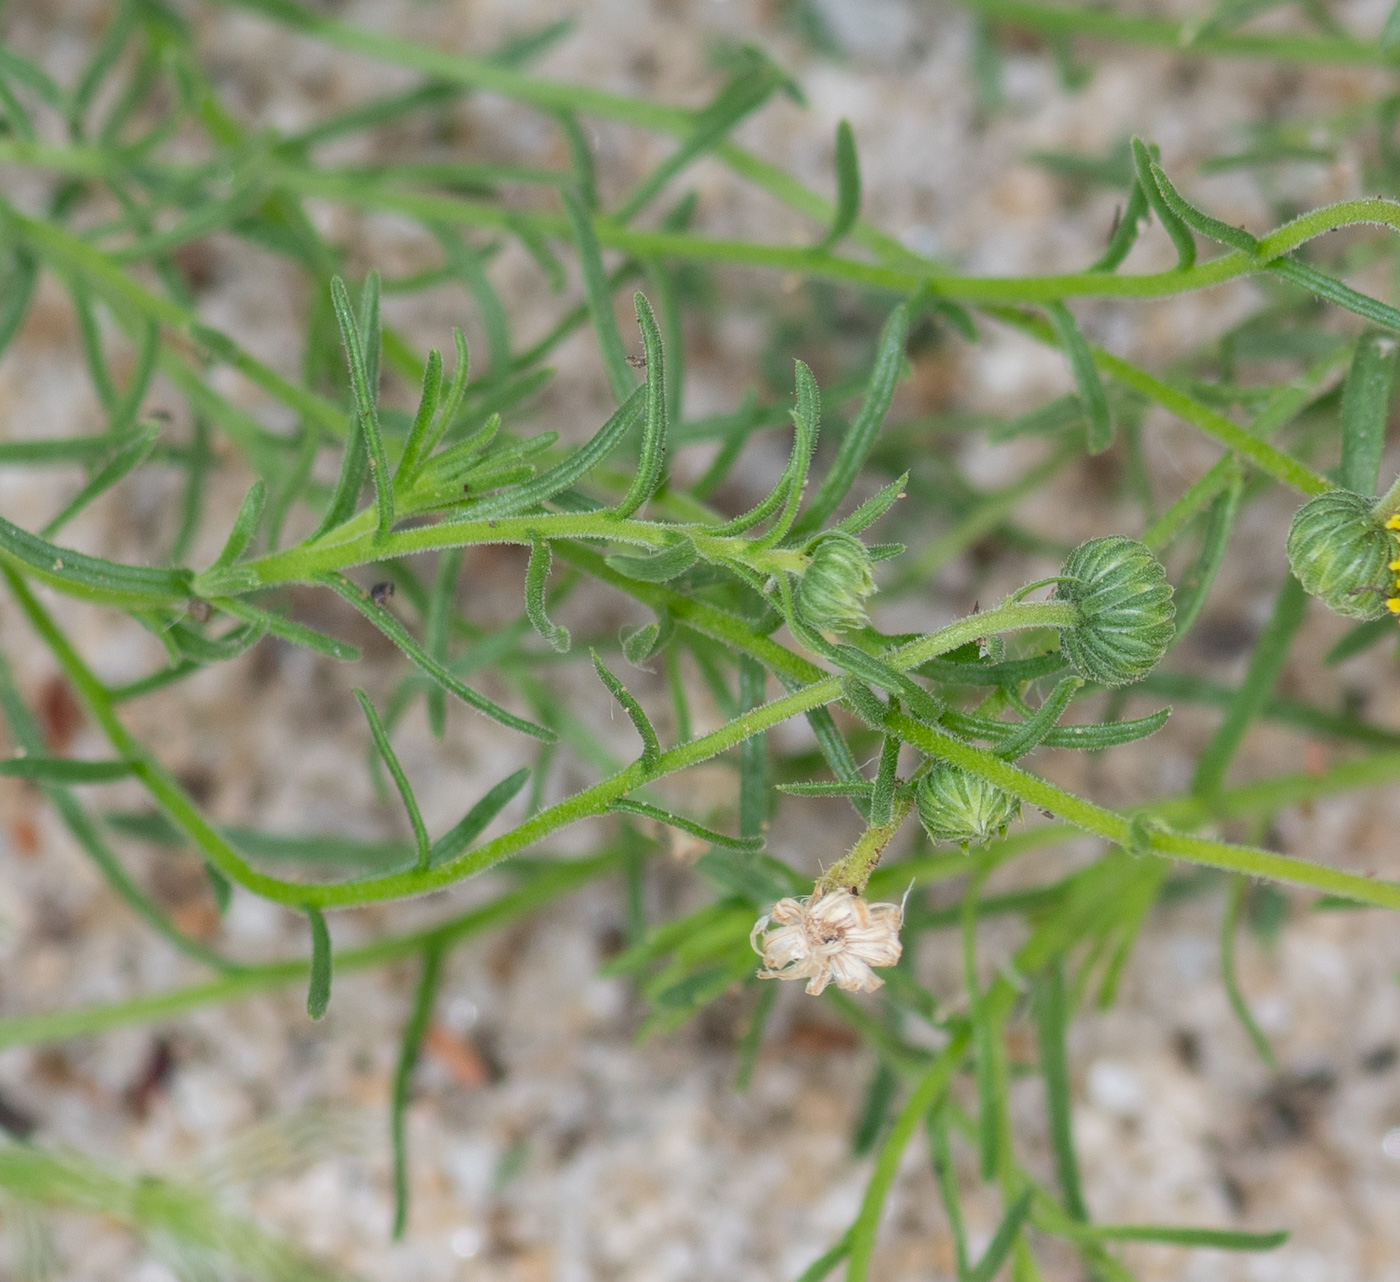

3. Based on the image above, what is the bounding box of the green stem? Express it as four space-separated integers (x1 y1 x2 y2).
887 712 1400 912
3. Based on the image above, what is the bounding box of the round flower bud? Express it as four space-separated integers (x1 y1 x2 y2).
1052 537 1175 687
916 762 1021 849
795 531 876 632
1285 490 1394 621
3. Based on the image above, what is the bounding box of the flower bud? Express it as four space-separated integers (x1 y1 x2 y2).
1053 536 1175 686
916 762 1021 849
795 531 876 632
1286 490 1394 621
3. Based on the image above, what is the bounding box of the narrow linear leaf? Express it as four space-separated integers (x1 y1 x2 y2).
429 767 531 867
1385 0 1400 48
330 274 395 543
204 861 232 916
604 537 698 582
526 536 571 652
213 596 360 661
1130 137 1196 269
425 546 463 738
777 780 874 798
590 648 660 768
0 756 133 783
1324 615 1394 665
1338 329 1398 496
319 573 554 741
392 942 443 1239
614 292 667 519
1046 302 1112 454
793 1233 852 1282
755 358 821 548
452 383 645 519
1222 874 1278 1069
835 472 907 537
306 906 332 1020
869 733 899 828
393 346 443 486
1033 962 1088 1220
0 249 38 361
610 798 763 852
817 119 861 251
564 190 633 403
1269 258 1400 333
793 303 908 535
0 512 193 608
41 420 162 539
968 1188 1035 1282
354 689 431 872
207 479 268 575
1173 464 1243 642
1079 1224 1287 1250
1147 160 1258 253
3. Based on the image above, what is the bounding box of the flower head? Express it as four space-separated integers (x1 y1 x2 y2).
1287 491 1395 622
1385 514 1400 619
794 532 877 633
750 888 903 996
916 761 1020 848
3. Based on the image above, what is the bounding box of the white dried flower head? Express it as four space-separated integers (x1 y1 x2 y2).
750 888 904 996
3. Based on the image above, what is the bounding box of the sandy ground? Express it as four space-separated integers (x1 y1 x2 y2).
3 0 1400 1278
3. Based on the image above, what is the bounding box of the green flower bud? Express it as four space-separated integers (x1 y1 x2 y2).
916 762 1021 849
1285 490 1394 621
795 532 876 633
1053 536 1175 687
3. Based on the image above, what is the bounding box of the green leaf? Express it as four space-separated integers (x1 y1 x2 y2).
1046 302 1112 454
793 1233 852 1282
1086 176 1153 271
793 303 908 535
1172 462 1242 642
1075 1223 1287 1251
1338 330 1398 496
355 689 431 872
318 572 554 740
1147 160 1258 253
525 537 571 652
755 358 821 548
392 346 443 486
564 190 633 403
817 119 861 252
834 473 907 537
0 756 133 783
206 480 268 576
590 648 660 768
1221 874 1278 1069
1269 258 1400 333
1033 962 1088 1220
777 780 874 798
0 512 193 608
1130 137 1195 269
391 943 443 1239
429 767 531 866
610 798 763 852
451 384 645 519
604 537 698 582
1324 616 1394 665
213 596 361 661
41 420 163 539
306 906 332 1020
1383 0 1400 48
425 546 463 737
614 292 668 519
204 861 233 916
330 274 395 543
869 733 899 827
967 1188 1034 1282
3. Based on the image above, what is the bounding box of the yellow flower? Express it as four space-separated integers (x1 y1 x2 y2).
1387 515 1400 616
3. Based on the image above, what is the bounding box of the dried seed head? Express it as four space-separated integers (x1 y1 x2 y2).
751 888 903 996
